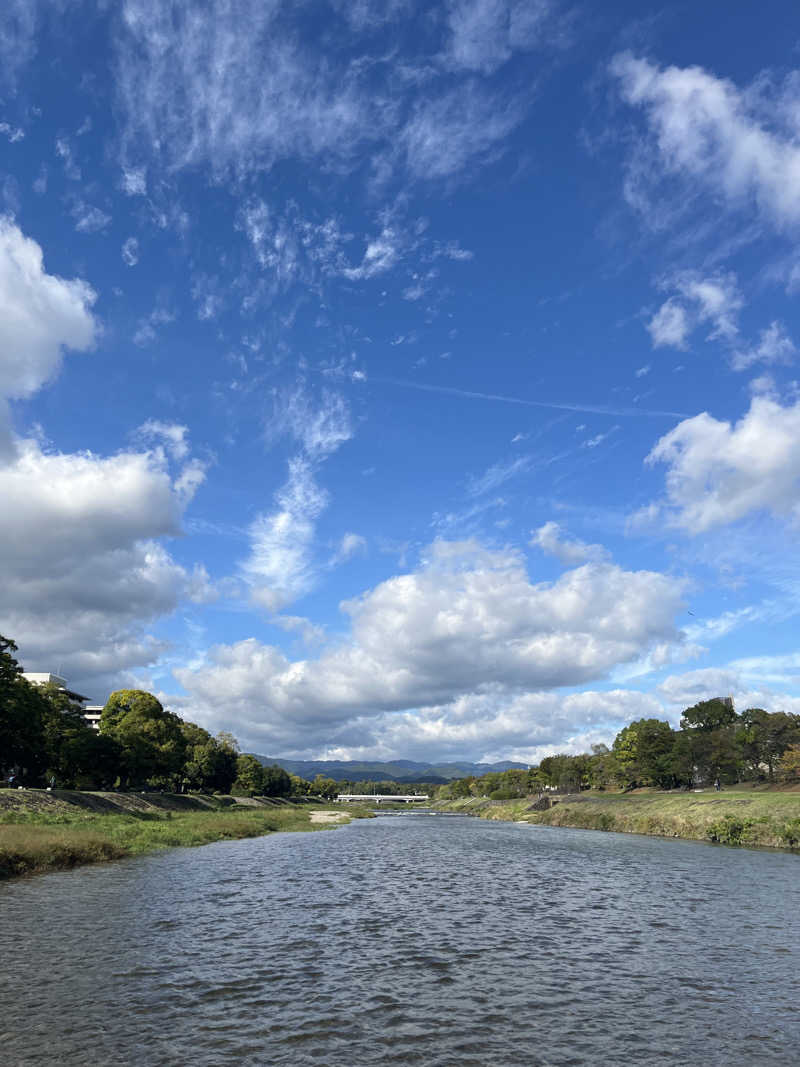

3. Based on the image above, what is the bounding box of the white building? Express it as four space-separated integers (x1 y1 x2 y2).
21 673 103 731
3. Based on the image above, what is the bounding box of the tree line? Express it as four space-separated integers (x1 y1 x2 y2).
434 698 800 800
0 636 332 798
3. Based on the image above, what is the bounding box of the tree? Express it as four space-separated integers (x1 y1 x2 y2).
0 635 47 782
312 774 338 800
680 698 737 732
261 763 292 797
100 690 187 788
737 709 800 781
612 719 676 789
232 754 266 796
777 744 800 783
587 744 619 790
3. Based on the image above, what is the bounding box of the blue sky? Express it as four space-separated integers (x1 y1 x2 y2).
2 0 800 761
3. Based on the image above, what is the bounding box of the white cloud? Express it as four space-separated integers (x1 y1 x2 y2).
243 457 329 613
531 521 610 566
647 272 742 350
0 122 24 143
0 435 207 698
468 453 532 496
121 236 139 266
175 539 686 751
443 0 554 75
331 532 367 565
342 228 401 280
121 166 146 195
72 202 112 234
238 199 303 285
643 394 800 532
115 0 379 178
55 136 80 180
136 419 190 461
658 664 800 718
0 217 97 454
267 386 352 460
731 321 796 371
133 305 174 346
401 81 524 179
612 52 800 229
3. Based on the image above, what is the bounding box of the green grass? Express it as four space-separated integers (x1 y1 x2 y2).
434 791 800 851
0 802 369 880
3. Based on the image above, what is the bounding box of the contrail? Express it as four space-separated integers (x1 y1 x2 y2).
374 377 689 420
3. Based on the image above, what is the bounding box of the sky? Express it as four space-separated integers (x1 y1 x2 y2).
2 0 800 764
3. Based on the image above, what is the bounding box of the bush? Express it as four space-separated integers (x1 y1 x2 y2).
706 815 756 846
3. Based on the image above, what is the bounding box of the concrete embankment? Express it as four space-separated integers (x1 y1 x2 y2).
434 790 800 851
0 790 367 880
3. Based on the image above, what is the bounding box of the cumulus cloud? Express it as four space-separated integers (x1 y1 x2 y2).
350 687 666 765
658 662 800 719
0 217 97 454
642 394 800 532
175 539 686 750
612 52 800 229
0 435 208 698
531 521 609 566
647 272 742 350
136 419 190 461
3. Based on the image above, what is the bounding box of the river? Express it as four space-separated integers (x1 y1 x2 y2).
0 815 797 1066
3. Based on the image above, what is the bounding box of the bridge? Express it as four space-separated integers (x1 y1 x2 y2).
336 794 429 804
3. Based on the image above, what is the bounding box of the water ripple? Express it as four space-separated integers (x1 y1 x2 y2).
1 817 798 1066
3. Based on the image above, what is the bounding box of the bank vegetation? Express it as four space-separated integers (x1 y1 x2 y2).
0 789 371 880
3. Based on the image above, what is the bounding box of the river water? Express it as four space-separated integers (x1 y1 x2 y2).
0 815 798 1066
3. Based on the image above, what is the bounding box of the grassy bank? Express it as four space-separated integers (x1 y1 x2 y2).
0 790 369 880
435 790 800 851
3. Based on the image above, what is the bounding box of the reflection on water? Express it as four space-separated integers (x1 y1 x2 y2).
1 816 798 1066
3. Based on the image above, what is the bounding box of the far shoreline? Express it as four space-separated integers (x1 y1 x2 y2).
433 788 800 852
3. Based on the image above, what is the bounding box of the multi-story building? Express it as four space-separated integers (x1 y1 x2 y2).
21 673 104 731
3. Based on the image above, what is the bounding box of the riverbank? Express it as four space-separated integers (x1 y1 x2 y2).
0 789 370 879
434 790 800 850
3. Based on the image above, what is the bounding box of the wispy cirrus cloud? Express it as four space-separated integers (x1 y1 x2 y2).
114 0 566 191
243 386 354 611
442 0 558 75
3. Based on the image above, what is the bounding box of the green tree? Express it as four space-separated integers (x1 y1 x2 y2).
100 690 187 788
0 636 47 782
261 763 292 797
212 732 240 794
587 744 619 790
612 719 676 789
736 709 800 781
680 698 738 732
232 754 265 795
777 744 800 783
312 774 338 800
290 773 313 797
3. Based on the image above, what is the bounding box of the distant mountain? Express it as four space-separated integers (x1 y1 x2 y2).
250 756 527 783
